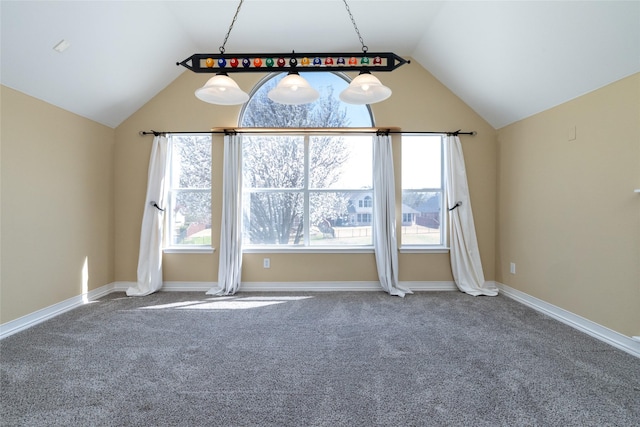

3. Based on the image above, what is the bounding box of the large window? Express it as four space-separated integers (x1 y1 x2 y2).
166 134 212 249
401 134 445 247
240 72 374 249
242 134 373 247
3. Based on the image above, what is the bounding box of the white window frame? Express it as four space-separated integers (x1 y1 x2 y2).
242 133 374 253
164 134 214 254
399 134 448 254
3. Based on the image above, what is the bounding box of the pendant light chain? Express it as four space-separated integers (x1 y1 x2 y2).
219 0 245 54
220 0 368 54
185 0 407 106
342 0 368 53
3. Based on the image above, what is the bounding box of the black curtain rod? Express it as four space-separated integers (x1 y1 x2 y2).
139 129 476 137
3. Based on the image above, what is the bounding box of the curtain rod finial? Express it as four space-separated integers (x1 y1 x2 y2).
139 130 162 136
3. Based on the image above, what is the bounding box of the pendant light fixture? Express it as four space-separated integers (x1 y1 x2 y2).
195 73 249 105
180 0 409 106
339 71 392 104
268 72 320 105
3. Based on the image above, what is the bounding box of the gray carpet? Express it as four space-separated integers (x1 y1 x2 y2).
1 291 639 426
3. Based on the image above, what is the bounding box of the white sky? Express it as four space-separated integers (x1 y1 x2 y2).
321 134 443 190
332 136 372 189
401 135 442 189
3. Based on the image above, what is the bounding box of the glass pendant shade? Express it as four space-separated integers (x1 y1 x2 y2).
339 72 392 104
195 73 249 105
268 73 320 105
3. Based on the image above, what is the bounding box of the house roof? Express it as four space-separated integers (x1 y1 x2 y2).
1 1 638 129
413 193 441 214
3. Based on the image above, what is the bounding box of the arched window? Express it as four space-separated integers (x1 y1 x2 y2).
239 72 375 248
240 72 373 127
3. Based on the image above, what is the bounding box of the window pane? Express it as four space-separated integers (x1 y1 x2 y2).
401 134 444 247
241 72 373 128
243 192 304 245
170 190 212 245
401 191 442 245
242 136 305 189
171 136 211 189
402 135 441 190
167 134 212 248
309 191 373 245
309 136 372 189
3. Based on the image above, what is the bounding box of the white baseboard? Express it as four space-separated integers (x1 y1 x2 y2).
114 281 457 293
404 281 458 291
1 280 455 339
111 281 132 292
104 281 383 293
496 282 640 358
110 281 216 292
0 282 115 340
240 281 382 292
238 281 456 292
7 280 635 359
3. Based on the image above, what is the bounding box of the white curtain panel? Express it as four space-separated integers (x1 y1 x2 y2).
444 135 498 296
373 134 413 297
207 134 243 296
127 135 169 297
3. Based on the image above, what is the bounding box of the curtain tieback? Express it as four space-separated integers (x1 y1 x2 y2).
150 201 165 212
448 201 462 211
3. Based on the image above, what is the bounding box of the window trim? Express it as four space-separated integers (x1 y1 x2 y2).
241 133 375 250
243 246 374 254
163 133 214 252
399 133 448 252
163 246 216 254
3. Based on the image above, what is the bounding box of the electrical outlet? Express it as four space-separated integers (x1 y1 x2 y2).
510 262 516 275
263 258 270 269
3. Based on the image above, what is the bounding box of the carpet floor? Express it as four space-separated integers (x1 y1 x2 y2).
1 291 639 426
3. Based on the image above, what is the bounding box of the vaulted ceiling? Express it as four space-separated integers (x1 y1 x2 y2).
2 1 638 129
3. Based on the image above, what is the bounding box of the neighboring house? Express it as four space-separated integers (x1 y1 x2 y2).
342 193 432 227
413 193 442 229
400 204 420 226
346 194 373 226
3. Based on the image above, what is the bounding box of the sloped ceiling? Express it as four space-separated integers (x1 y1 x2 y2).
1 1 638 129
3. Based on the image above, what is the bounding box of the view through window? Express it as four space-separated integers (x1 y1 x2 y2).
166 134 212 248
242 134 373 246
240 72 374 248
401 134 445 246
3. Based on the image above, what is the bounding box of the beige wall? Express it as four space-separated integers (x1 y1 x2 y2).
2 62 635 341
114 61 497 284
1 86 115 323
496 73 640 337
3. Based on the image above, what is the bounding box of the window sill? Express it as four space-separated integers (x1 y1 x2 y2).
399 246 449 254
161 246 446 254
163 247 216 254
243 246 374 254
